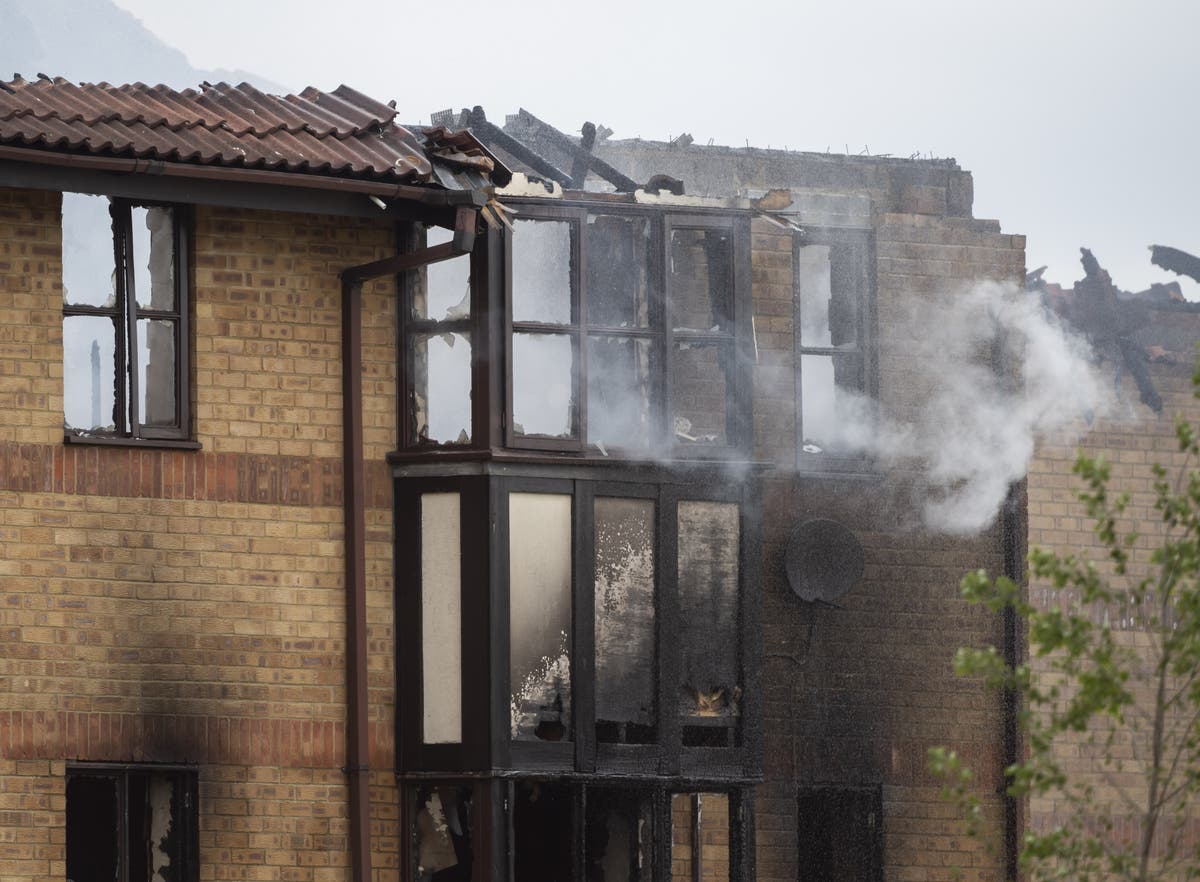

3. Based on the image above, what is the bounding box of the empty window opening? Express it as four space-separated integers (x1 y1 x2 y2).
586 788 655 882
514 781 575 882
66 764 197 882
796 786 883 882
671 793 730 882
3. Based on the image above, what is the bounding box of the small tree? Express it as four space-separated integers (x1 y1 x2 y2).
932 368 1200 882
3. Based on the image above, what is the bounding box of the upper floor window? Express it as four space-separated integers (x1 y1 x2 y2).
61 193 191 444
794 228 874 469
506 205 750 458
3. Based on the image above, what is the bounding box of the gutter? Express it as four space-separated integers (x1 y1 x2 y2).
337 204 478 882
1000 483 1025 882
0 144 489 207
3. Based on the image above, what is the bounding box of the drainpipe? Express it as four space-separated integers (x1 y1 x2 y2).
1000 482 1025 882
338 204 478 882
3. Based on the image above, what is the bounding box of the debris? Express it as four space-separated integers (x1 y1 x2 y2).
1150 245 1200 283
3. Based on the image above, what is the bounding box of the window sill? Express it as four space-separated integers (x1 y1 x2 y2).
64 434 202 451
794 453 883 480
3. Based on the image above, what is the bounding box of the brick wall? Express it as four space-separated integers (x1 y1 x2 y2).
1026 309 1200 866
0 187 400 882
748 207 1025 881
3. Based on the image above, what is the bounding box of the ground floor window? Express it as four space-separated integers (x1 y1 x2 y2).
66 763 198 882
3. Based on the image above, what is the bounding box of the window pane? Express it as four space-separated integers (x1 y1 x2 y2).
586 214 652 329
513 332 577 438
137 318 177 428
61 193 117 308
509 492 573 742
670 229 732 333
412 332 472 444
799 352 865 454
421 493 462 745
595 498 656 737
131 206 176 311
513 219 572 324
671 342 731 445
414 784 473 882
586 788 656 882
514 781 574 880
63 315 118 431
678 502 740 725
796 244 857 348
418 226 471 322
588 335 655 450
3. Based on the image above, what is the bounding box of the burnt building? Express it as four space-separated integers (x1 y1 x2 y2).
0 77 1048 882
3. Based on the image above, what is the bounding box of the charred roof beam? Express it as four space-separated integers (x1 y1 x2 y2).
1150 245 1200 284
515 108 640 193
466 106 573 188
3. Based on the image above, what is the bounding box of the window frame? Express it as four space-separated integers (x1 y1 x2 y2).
62 195 193 447
65 761 200 882
792 226 876 473
500 200 752 459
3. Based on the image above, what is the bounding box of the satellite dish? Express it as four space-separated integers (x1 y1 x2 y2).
784 519 864 604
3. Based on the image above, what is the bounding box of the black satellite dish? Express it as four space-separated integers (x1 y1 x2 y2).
784 518 864 604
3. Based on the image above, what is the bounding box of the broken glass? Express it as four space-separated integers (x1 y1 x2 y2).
677 502 740 724
513 333 576 438
414 784 473 882
419 225 471 322
421 493 462 745
586 214 652 329
412 332 472 444
131 206 176 311
669 229 732 334
799 353 864 453
586 788 655 882
594 498 656 739
63 315 117 431
61 192 117 308
670 343 731 445
587 335 654 450
137 319 176 428
513 219 572 325
509 492 573 741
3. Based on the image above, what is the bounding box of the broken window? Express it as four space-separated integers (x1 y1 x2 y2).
509 492 573 742
796 786 883 882
586 787 656 882
594 497 657 743
506 207 746 454
677 501 740 747
414 783 474 882
66 763 198 882
793 231 873 464
62 194 189 441
671 792 731 882
409 225 473 445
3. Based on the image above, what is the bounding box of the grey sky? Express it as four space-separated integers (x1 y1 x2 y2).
107 0 1200 297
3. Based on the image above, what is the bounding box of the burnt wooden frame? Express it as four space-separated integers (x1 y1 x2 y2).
65 762 200 882
792 226 877 473
398 776 753 882
500 200 753 458
62 197 192 444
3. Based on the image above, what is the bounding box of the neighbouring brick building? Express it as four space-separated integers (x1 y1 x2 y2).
6 76 1161 882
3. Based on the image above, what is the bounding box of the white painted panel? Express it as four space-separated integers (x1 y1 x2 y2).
422 492 462 744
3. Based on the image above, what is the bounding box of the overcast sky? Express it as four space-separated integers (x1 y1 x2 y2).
108 0 1199 298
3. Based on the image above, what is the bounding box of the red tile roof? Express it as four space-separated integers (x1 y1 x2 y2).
0 76 504 187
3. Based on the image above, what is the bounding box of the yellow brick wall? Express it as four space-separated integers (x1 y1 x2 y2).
1027 335 1200 863
0 187 400 882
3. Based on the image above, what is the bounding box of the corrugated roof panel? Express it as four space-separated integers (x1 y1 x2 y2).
0 76 507 190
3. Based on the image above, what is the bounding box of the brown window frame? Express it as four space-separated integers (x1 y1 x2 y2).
62 196 194 448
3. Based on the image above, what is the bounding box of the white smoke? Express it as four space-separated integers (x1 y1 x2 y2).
814 280 1111 534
